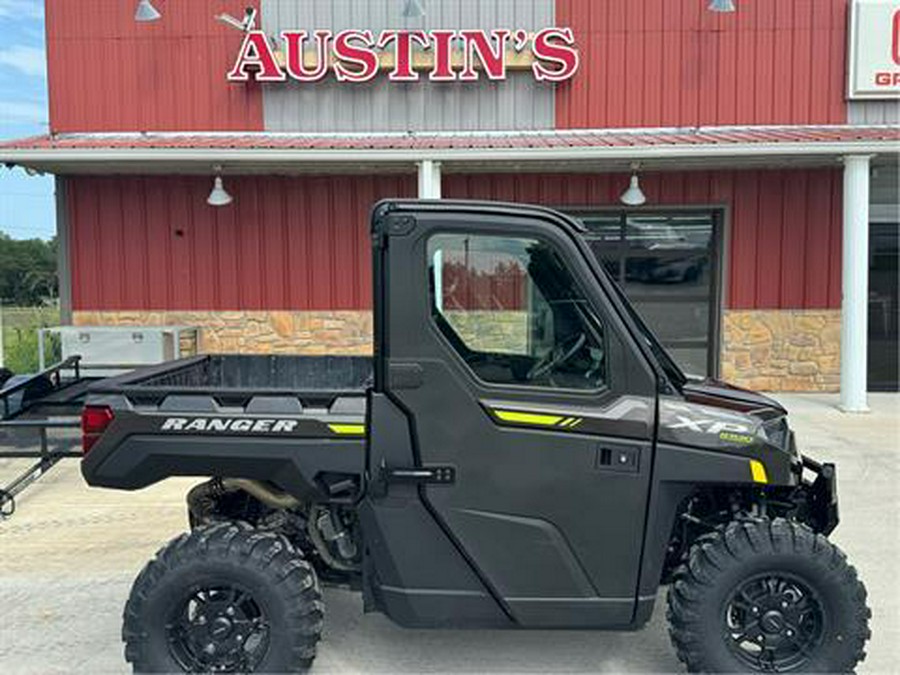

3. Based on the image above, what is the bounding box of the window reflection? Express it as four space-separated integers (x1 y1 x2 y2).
576 212 717 377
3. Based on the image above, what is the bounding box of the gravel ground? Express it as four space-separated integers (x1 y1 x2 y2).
0 393 897 674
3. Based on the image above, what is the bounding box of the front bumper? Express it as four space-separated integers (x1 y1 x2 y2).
800 455 839 535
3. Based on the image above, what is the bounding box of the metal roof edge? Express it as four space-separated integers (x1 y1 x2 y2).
1 141 897 167
7 123 899 144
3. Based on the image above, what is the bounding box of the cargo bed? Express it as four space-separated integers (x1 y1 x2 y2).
81 355 373 500
90 354 373 397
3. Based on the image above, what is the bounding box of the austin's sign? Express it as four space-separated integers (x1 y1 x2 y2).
227 28 579 83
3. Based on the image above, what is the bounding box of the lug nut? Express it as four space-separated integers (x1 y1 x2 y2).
752 607 760 614
786 629 794 637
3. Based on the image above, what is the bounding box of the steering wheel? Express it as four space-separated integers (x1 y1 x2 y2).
527 333 586 381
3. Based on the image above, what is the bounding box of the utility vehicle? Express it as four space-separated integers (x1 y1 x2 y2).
80 200 870 673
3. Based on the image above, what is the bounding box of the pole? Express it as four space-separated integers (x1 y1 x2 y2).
417 159 442 199
840 155 872 413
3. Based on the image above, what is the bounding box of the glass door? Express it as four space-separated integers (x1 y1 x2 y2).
869 221 899 391
574 211 720 377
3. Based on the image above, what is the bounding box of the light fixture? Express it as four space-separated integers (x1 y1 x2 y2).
134 0 161 22
215 7 258 32
207 169 233 207
620 164 647 207
402 0 425 19
707 0 736 12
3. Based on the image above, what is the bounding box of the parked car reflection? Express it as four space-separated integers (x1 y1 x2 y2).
624 219 707 284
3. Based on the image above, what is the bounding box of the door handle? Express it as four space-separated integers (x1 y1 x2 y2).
383 465 456 485
595 446 639 473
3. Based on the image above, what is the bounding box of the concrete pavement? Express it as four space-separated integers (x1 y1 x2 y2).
0 393 897 673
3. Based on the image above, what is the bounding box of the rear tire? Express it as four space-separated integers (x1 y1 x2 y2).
123 522 324 673
666 517 870 673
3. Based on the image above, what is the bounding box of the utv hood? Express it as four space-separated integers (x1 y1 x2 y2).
682 378 787 419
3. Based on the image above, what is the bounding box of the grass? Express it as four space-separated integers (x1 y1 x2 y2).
1 305 60 374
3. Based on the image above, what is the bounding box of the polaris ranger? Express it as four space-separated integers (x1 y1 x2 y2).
80 200 870 673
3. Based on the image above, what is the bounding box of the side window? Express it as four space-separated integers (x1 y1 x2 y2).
428 233 607 391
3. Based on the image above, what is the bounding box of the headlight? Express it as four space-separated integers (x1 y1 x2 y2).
761 416 791 450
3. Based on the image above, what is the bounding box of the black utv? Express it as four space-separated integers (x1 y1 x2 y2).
80 200 870 673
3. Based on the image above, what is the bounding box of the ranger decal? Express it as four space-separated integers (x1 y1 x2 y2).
160 417 300 433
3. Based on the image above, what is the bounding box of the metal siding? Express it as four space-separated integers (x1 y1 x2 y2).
872 163 900 206
67 175 414 311
555 0 848 128
443 169 842 310
260 0 554 132
848 102 900 124
46 0 263 133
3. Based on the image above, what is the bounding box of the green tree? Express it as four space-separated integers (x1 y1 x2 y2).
0 234 58 306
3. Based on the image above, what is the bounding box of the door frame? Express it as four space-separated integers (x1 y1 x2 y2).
560 205 728 379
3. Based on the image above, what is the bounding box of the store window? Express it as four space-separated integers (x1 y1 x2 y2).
428 234 607 391
574 211 720 376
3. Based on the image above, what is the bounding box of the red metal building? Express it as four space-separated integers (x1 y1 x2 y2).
1 0 898 399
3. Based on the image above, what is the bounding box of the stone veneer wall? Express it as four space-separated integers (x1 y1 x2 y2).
721 310 841 392
443 311 530 354
74 308 843 392
72 311 374 355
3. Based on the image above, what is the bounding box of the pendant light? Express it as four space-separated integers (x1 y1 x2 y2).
207 168 233 207
134 0 161 22
402 0 425 19
708 0 736 12
620 164 647 207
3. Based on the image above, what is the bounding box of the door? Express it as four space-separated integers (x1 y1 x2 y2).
381 206 659 628
576 211 720 377
869 221 899 391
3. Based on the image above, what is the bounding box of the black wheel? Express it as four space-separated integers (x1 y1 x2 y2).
667 517 870 673
123 522 324 673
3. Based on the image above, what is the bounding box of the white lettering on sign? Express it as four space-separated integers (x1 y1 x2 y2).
227 28 579 84
849 0 900 99
160 417 300 434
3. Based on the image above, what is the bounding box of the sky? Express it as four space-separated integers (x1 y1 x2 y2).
0 0 54 241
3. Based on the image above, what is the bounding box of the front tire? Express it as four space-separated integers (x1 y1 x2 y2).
667 517 870 673
123 522 324 673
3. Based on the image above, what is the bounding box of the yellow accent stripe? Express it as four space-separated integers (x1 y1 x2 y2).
492 408 586 431
750 459 769 484
328 424 366 436
494 409 564 426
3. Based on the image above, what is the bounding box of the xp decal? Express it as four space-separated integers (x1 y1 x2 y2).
659 399 767 451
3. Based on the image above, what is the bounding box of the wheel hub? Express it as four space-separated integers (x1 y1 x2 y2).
211 616 234 639
166 585 270 673
760 610 785 634
723 573 826 672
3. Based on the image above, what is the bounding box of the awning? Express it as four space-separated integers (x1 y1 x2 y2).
2 125 897 175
